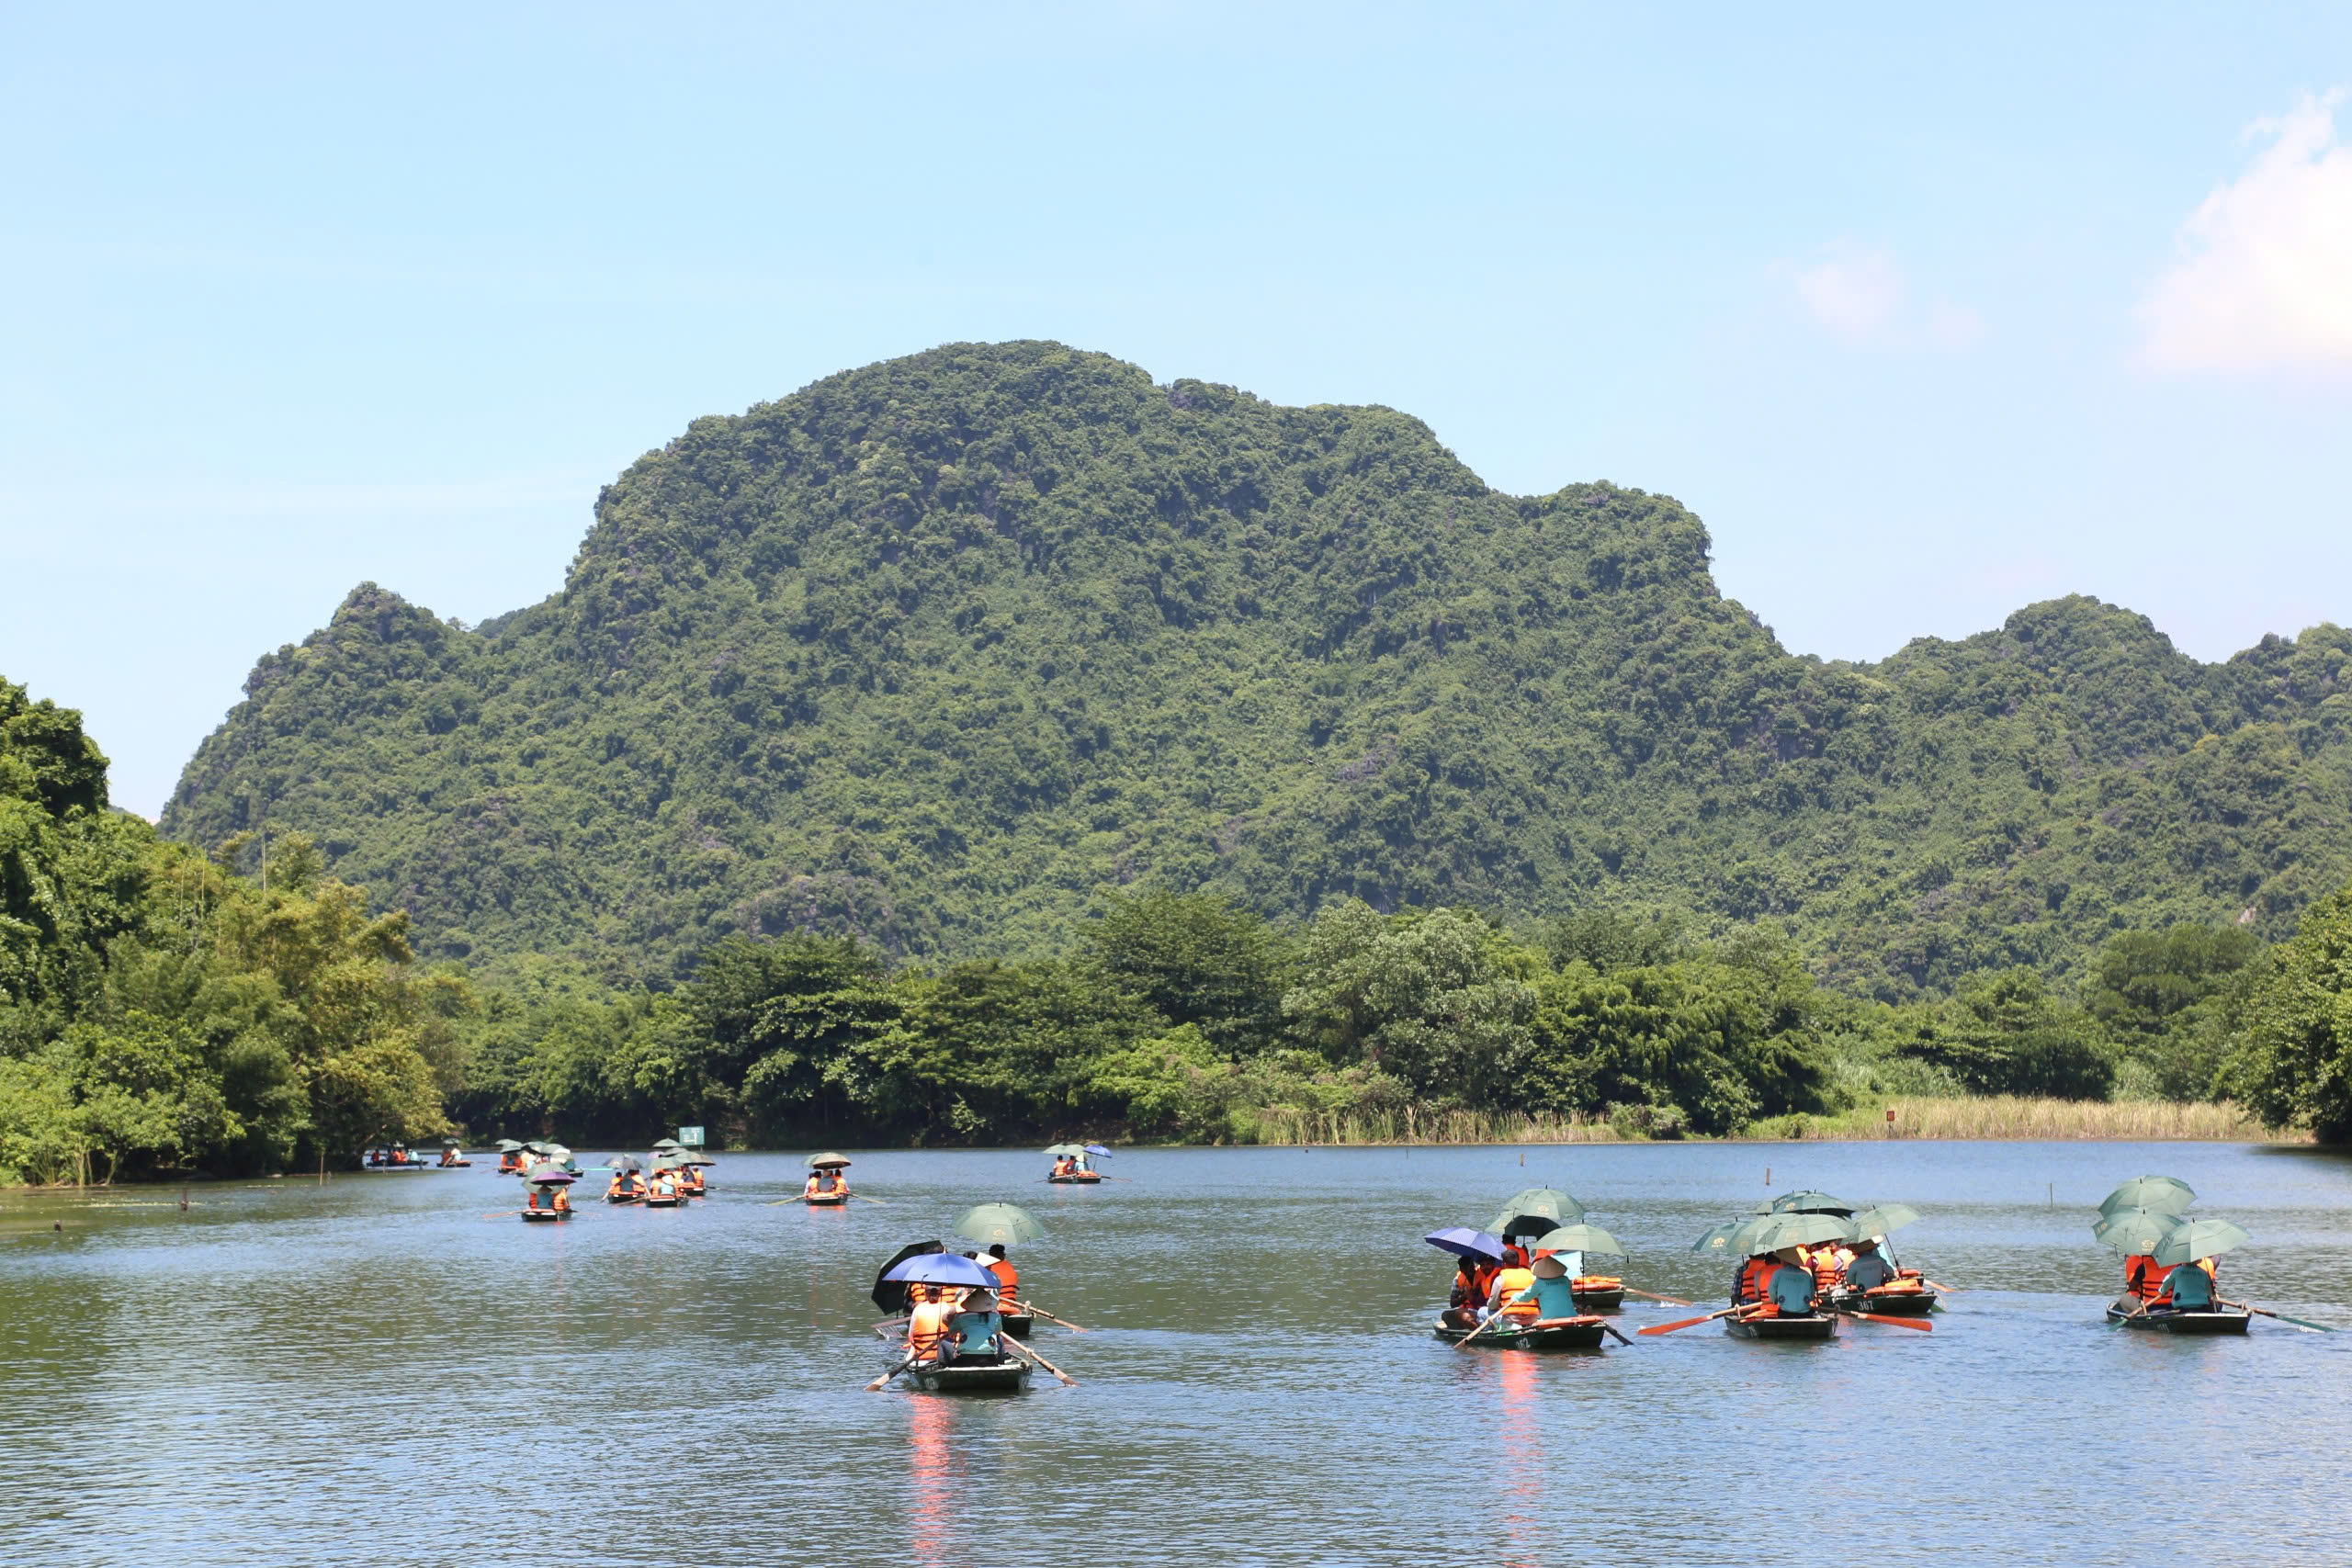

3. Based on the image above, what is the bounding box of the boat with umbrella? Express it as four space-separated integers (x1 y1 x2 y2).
1524 1222 1632 1311
1822 1203 1937 1316
1421 1227 1610 1348
493 1139 527 1175
520 1161 578 1221
678 1148 716 1194
1699 1212 1847 1338
1043 1143 1109 1183
643 1156 688 1207
600 1155 646 1203
2098 1202 2253 1334
870 1252 1035 1393
803 1153 853 1205
949 1203 1049 1338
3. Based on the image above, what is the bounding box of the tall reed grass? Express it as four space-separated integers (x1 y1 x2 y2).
1236 1097 2300 1145
1743 1097 2301 1143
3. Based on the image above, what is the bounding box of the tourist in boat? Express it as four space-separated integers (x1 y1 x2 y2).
1501 1254 1579 1321
2152 1259 2218 1313
1050 1154 1075 1179
945 1286 1004 1361
1480 1250 1540 1325
1751 1249 1817 1317
1845 1236 1898 1291
605 1166 643 1201
648 1167 681 1202
904 1284 952 1368
985 1244 1019 1302
680 1164 707 1198
1442 1255 1498 1328
549 1184 571 1215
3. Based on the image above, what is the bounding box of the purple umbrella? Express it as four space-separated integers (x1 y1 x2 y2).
882 1252 998 1289
1423 1226 1506 1262
525 1163 578 1185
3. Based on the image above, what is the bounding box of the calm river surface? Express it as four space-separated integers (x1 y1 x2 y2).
5 1141 2350 1566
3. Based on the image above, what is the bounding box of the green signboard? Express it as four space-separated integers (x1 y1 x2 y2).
677 1125 706 1147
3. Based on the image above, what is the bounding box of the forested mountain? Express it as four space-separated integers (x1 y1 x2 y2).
163 342 2352 998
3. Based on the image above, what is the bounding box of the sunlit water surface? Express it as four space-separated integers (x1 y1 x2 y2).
6 1142 2350 1566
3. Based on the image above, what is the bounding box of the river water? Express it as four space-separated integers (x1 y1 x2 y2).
5 1141 2349 1566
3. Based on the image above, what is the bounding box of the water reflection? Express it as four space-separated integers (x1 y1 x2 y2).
903 1392 962 1563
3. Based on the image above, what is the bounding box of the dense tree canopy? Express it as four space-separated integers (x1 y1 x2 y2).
158 343 2352 998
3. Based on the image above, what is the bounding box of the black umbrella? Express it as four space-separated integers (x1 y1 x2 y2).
870 1240 945 1315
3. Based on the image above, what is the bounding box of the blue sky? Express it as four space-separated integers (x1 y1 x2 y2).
6 4 2350 817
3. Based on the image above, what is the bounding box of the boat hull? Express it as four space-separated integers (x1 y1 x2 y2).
645 1196 683 1208
1046 1174 1101 1184
520 1209 572 1223
605 1194 642 1205
804 1193 848 1207
2107 1303 2251 1335
1001 1312 1035 1339
1728 1314 1835 1340
1432 1317 1609 1350
1572 1287 1624 1312
905 1356 1032 1393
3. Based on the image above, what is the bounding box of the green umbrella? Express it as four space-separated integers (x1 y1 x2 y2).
806 1152 853 1168
953 1203 1047 1247
2151 1218 2251 1266
1768 1190 1857 1216
1525 1223 1625 1258
2098 1176 2196 1216
2092 1206 2186 1253
1848 1203 1921 1238
650 1155 682 1172
1746 1213 1853 1254
650 1139 683 1153
1692 1220 1749 1256
494 1139 523 1152
679 1152 717 1168
1487 1188 1588 1238
1041 1143 1089 1157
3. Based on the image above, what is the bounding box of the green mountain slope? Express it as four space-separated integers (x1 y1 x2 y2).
161 342 2352 996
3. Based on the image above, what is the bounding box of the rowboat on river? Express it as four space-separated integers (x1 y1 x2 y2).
1727 1312 1836 1341
1432 1315 1608 1351
2105 1301 2251 1335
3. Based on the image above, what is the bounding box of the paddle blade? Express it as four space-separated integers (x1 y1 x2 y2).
1843 1311 1932 1331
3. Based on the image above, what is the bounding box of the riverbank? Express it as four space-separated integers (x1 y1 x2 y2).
1238 1097 2306 1146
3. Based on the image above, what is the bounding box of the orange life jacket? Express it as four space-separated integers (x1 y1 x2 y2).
907 1301 948 1359
2124 1255 2164 1301
1736 1257 1774 1305
989 1258 1018 1294
552 1189 570 1212
1491 1266 1539 1319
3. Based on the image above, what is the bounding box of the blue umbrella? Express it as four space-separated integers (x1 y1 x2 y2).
1083 1144 1113 1157
1423 1226 1507 1262
882 1253 999 1289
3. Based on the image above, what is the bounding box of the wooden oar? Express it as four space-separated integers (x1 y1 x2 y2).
2108 1299 2152 1330
1453 1306 1531 1349
850 1194 890 1206
1013 1300 1088 1332
2220 1297 2337 1333
1001 1337 1077 1386
1621 1286 1694 1307
1922 1279 1962 1293
865 1355 919 1393
1838 1310 1932 1332
1599 1321 1635 1348
1637 1303 1752 1337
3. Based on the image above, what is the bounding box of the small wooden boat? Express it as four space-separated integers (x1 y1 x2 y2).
1432 1316 1609 1350
1001 1309 1035 1340
1046 1171 1102 1185
645 1193 683 1208
520 1208 572 1223
2106 1301 2251 1335
904 1354 1031 1393
1728 1313 1836 1340
605 1192 642 1205
804 1191 849 1207
1827 1280 1938 1316
1571 1278 1625 1312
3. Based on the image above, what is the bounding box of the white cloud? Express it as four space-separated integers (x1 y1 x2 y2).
2141 91 2352 373
1792 245 1982 351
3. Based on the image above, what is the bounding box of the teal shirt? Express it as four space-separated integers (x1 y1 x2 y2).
1846 1252 1897 1290
1767 1263 1816 1314
1510 1275 1579 1319
946 1310 1001 1355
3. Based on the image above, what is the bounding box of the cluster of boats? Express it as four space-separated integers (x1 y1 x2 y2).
361 1140 469 1168
483 1138 717 1221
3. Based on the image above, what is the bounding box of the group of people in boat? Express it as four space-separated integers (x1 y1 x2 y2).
1731 1235 1908 1317
524 1182 571 1215
1048 1153 1094 1179
804 1167 849 1200
1442 1241 1600 1329
900 1281 1009 1367
605 1162 704 1202
2120 1249 2222 1313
